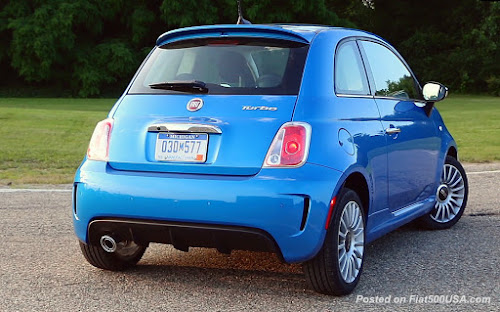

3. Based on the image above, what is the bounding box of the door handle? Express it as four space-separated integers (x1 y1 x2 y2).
385 127 401 135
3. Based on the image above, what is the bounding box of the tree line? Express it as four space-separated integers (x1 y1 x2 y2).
0 0 498 97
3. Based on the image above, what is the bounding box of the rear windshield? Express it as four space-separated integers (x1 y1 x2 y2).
129 38 309 95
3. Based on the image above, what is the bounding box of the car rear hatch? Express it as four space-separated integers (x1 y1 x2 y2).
107 27 310 176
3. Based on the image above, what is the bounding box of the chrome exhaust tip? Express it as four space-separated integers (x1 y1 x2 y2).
100 235 117 253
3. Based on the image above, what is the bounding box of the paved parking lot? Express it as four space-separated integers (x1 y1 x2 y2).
0 164 498 311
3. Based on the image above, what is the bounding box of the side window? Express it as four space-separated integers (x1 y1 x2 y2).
360 41 421 100
335 41 370 95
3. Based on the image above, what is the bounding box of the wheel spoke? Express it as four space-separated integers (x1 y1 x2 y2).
448 169 458 184
338 242 345 251
450 175 463 188
344 255 351 279
445 204 451 221
353 229 363 238
445 166 452 181
353 247 362 259
340 251 348 272
351 209 358 228
355 256 363 271
351 215 360 231
348 203 356 227
344 205 351 227
348 256 355 280
340 218 347 233
451 185 464 193
345 256 350 281
433 205 443 219
449 203 458 217
352 254 360 269
440 204 447 220
350 254 357 271
440 205 447 221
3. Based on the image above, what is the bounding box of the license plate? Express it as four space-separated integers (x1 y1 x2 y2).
155 133 208 163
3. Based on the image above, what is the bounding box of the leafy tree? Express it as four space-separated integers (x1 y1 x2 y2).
245 0 352 26
372 0 500 94
160 0 219 27
0 0 162 96
0 0 498 96
326 0 375 30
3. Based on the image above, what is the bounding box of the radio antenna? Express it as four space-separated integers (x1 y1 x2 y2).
237 0 251 24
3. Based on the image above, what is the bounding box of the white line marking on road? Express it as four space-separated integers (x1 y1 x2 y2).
467 170 500 175
0 189 72 193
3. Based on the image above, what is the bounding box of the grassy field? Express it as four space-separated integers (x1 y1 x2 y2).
0 95 498 185
435 95 500 162
0 98 114 185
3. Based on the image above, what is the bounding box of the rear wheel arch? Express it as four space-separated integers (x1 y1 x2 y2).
304 186 367 295
447 146 458 160
313 170 369 258
341 172 370 217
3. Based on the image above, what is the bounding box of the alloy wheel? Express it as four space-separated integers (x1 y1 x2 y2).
338 201 364 283
431 164 466 223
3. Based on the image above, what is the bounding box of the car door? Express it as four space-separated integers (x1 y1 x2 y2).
332 40 388 215
359 40 440 213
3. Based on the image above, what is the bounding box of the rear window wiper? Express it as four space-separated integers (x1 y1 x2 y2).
149 80 208 93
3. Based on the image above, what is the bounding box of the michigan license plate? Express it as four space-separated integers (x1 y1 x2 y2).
155 133 208 163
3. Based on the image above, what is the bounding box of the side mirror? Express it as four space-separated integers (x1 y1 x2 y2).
422 82 448 102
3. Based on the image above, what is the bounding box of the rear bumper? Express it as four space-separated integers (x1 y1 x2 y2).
87 218 282 259
73 160 342 263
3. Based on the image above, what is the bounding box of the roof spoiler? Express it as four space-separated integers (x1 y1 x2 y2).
156 25 311 46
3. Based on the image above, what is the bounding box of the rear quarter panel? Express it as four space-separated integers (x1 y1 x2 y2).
293 30 388 216
431 107 458 178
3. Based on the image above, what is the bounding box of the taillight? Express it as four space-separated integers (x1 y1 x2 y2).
263 122 311 168
87 118 113 161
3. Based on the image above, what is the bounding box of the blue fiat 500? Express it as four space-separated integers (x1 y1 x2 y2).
73 24 468 295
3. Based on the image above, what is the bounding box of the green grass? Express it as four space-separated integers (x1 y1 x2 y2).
436 95 500 163
0 98 114 185
0 95 498 185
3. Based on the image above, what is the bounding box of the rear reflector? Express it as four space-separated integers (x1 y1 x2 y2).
325 196 337 230
87 118 114 161
263 122 311 168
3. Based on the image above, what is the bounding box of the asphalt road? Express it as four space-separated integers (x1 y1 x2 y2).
0 164 498 312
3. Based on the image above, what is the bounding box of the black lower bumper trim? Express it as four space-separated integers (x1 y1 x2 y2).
88 218 283 260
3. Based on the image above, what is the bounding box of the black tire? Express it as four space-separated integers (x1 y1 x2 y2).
79 240 146 271
303 188 365 296
418 155 468 230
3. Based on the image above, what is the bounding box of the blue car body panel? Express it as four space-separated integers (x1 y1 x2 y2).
73 25 457 263
74 160 340 262
107 94 298 176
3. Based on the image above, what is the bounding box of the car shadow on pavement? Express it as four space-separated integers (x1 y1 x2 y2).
84 216 488 299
